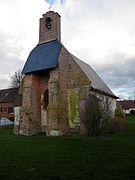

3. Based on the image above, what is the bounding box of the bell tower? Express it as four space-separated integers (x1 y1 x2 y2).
39 11 61 44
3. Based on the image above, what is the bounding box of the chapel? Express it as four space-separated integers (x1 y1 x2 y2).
14 11 117 136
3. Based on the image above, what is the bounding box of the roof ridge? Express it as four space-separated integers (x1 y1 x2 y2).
0 87 18 92
71 54 117 98
38 38 58 46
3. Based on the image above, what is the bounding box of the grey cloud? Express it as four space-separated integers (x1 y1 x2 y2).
1 0 135 100
93 54 135 99
0 33 24 87
97 63 135 88
0 77 10 89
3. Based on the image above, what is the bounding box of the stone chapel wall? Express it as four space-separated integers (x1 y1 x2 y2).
46 46 91 135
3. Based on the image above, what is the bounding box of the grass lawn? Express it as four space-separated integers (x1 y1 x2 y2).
0 116 135 180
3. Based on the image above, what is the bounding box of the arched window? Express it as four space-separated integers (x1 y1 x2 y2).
44 89 49 110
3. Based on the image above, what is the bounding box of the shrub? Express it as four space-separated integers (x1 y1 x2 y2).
84 96 127 136
115 107 125 118
108 107 126 134
85 94 113 136
110 117 126 133
85 95 102 135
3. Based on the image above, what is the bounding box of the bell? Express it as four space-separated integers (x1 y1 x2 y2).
46 23 52 29
46 17 52 29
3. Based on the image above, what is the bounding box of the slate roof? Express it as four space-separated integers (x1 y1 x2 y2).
71 54 117 98
22 37 116 98
117 100 135 110
0 88 18 103
22 39 62 74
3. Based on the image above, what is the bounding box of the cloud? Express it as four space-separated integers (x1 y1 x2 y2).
0 73 11 89
96 54 135 99
0 0 135 99
0 0 48 89
51 0 135 99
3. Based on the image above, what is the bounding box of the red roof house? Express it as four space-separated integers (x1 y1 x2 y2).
117 100 135 115
0 88 18 120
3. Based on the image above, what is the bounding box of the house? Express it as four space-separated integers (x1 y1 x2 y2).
117 100 135 115
14 11 117 136
0 88 18 120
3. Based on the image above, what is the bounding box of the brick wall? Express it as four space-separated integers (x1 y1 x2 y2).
40 71 50 132
0 102 14 119
20 74 41 135
39 11 61 43
16 71 50 135
16 44 115 136
46 45 91 135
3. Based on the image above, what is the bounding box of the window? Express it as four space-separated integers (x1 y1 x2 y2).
0 107 2 113
8 107 14 114
44 89 49 110
3 107 7 113
45 17 52 29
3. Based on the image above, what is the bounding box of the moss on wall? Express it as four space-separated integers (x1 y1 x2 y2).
68 89 80 128
47 103 57 111
67 52 90 89
22 106 30 115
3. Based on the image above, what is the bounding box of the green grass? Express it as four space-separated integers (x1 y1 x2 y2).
0 117 135 180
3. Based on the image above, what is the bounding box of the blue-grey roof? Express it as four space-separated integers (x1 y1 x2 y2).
71 54 117 98
22 39 62 74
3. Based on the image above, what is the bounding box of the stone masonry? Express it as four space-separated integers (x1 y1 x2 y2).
14 11 117 136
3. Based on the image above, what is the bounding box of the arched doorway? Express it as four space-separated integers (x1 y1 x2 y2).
44 89 49 110
41 89 49 133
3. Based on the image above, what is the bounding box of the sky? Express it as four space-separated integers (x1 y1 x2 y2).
0 0 135 100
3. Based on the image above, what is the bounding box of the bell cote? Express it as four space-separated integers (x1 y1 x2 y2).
39 11 61 44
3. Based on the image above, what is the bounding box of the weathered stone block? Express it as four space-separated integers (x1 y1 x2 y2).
50 130 62 136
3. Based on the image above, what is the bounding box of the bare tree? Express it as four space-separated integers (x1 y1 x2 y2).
10 69 23 88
